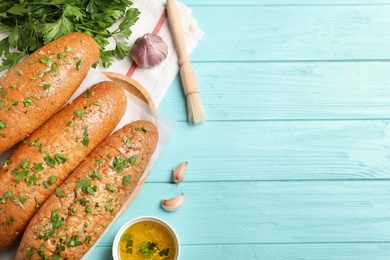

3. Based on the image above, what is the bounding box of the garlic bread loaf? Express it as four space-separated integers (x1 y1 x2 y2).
0 32 100 153
16 121 159 260
0 81 127 251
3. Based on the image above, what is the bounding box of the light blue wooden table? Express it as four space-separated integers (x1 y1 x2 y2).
90 0 390 259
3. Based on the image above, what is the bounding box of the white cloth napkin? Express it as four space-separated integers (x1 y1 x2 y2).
98 0 204 106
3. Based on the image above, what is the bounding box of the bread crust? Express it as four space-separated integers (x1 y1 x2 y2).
0 32 100 153
15 121 158 260
0 81 127 251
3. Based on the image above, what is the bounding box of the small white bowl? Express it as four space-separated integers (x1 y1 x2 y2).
112 216 180 260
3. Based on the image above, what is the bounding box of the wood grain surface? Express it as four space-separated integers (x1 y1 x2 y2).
89 1 390 259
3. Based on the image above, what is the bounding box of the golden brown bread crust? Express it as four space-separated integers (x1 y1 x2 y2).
0 32 100 153
16 121 159 260
0 81 127 251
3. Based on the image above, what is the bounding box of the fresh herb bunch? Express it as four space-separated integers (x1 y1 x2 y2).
0 0 140 71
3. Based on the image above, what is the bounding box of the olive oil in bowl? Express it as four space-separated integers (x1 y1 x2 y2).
113 216 180 260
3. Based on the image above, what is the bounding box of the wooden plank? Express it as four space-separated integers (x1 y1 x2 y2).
92 243 390 260
149 121 390 182
93 181 390 246
189 6 390 61
159 62 390 121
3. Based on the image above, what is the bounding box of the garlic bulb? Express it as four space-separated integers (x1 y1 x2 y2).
172 161 188 183
161 193 185 212
130 33 168 68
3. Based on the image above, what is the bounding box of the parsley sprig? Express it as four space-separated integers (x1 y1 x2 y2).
0 0 140 71
139 241 157 258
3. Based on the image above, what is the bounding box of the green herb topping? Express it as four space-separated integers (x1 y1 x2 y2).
1 190 15 203
23 139 43 153
123 175 132 185
121 234 133 254
35 197 40 208
7 215 15 226
49 175 58 185
129 154 138 166
106 182 115 192
26 174 37 186
1 89 7 98
135 126 148 134
66 46 74 53
51 209 65 229
86 205 93 214
159 248 170 257
139 241 157 258
32 163 44 172
84 89 91 98
24 97 34 107
55 188 65 198
76 178 96 195
27 248 34 258
21 159 30 169
42 180 49 188
66 234 83 248
41 82 52 90
39 56 53 67
77 197 88 206
19 195 27 204
77 57 84 70
14 169 29 181
37 247 46 259
95 158 102 166
44 155 56 168
90 171 102 180
74 110 84 117
113 155 128 173
82 127 89 146
55 153 68 164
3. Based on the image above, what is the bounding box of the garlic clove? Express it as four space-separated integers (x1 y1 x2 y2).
130 33 168 68
161 193 185 212
172 161 188 184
